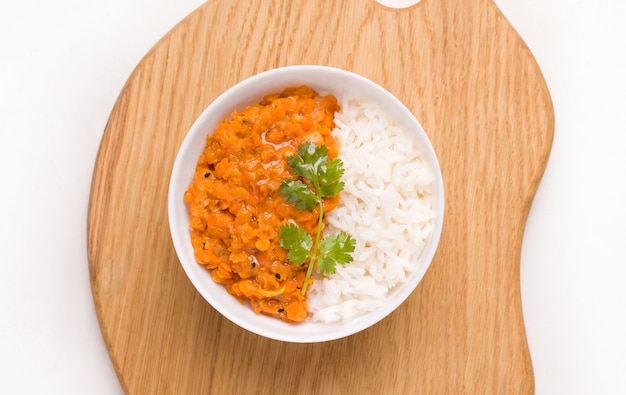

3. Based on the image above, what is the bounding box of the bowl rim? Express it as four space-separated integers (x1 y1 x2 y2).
168 65 444 343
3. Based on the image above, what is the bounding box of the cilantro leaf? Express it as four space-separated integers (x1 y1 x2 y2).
287 142 329 184
278 223 312 265
317 158 345 198
278 142 355 295
316 232 356 274
279 179 319 210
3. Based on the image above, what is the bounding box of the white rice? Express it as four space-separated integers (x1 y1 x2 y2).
306 95 435 323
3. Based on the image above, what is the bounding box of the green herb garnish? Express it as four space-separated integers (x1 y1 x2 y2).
278 142 356 295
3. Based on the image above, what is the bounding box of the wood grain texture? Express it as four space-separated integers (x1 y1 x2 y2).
87 0 554 393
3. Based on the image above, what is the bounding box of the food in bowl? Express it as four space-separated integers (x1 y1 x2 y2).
183 85 435 324
168 65 443 342
307 94 435 323
184 86 349 322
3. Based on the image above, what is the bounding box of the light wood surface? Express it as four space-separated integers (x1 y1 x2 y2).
87 0 554 393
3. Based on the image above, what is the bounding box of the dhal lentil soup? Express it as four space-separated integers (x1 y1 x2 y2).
184 86 340 323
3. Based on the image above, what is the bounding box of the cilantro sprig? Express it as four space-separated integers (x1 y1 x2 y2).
278 142 356 295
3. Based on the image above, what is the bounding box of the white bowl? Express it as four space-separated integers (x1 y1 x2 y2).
168 65 444 343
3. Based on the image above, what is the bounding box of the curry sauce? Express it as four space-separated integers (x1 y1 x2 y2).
184 86 341 322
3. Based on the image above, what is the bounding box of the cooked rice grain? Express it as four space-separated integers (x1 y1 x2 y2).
307 95 435 323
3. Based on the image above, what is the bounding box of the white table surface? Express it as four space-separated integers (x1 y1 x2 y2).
1 0 625 393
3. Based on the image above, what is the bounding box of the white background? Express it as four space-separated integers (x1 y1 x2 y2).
1 0 625 393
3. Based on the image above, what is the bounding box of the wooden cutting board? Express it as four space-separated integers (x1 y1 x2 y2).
87 0 554 393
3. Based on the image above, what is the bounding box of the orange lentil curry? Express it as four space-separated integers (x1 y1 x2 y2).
184 86 341 323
